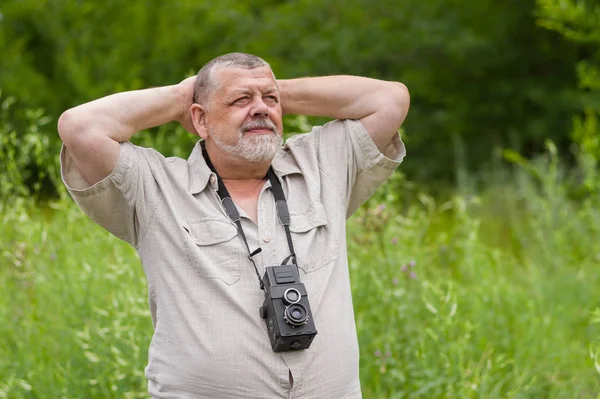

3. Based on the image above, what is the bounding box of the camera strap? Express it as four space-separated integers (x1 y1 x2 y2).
203 150 297 291
267 167 297 267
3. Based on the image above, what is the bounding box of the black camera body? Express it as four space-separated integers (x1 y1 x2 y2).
259 265 317 352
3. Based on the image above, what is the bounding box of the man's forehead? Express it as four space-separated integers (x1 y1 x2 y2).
216 67 278 94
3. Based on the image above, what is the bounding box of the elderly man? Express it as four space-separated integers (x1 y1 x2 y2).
58 53 409 398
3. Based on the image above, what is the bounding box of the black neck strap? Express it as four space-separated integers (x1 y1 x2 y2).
203 151 297 290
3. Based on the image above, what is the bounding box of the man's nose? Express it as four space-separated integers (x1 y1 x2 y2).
250 97 269 118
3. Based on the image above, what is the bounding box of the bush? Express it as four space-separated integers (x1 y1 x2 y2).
0 93 60 200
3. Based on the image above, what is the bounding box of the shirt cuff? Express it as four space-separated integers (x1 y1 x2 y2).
60 142 134 198
345 119 406 172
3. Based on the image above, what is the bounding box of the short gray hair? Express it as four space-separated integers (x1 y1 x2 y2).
194 53 272 106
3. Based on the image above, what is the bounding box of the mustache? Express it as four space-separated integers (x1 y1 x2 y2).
241 119 277 133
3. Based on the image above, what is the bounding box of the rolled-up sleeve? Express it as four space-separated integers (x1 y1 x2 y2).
309 119 405 217
60 141 161 246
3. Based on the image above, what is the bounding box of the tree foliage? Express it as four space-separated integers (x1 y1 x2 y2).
537 0 600 195
0 0 587 191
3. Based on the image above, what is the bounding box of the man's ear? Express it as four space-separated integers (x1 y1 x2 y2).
190 103 209 140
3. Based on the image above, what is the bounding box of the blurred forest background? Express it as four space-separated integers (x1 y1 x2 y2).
2 0 600 398
0 0 598 195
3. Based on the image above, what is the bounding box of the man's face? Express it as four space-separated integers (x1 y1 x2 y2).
204 66 284 163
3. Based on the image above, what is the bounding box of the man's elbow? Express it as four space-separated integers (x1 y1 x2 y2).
57 109 81 143
361 82 410 150
386 82 410 127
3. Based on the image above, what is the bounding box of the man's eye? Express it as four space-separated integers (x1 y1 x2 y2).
264 96 279 103
234 96 250 104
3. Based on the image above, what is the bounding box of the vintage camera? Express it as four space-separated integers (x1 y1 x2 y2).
259 265 317 352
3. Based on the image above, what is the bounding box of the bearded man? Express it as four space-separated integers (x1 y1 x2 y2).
58 52 409 398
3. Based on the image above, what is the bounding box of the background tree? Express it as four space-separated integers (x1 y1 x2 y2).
537 0 600 196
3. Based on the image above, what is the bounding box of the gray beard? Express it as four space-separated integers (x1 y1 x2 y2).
210 125 283 163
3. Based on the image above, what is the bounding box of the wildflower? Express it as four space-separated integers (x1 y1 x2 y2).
392 277 399 285
384 350 392 358
409 271 417 280
391 237 398 245
401 264 408 273
372 203 386 216
374 349 382 357
408 259 416 268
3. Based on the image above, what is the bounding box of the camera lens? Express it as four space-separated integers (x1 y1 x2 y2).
284 303 308 326
283 288 301 305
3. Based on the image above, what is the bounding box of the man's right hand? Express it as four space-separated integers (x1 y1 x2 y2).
177 76 199 136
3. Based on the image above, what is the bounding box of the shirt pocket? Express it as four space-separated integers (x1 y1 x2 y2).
289 202 339 273
182 218 241 285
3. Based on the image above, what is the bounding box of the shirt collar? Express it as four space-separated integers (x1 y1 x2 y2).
187 141 213 195
187 140 303 195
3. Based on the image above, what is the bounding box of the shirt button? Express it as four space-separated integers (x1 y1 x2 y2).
262 236 271 243
209 175 217 186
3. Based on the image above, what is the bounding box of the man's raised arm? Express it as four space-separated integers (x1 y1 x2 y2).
278 76 409 151
57 77 196 186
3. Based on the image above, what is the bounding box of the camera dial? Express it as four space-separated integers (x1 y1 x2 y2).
283 288 301 305
284 303 309 326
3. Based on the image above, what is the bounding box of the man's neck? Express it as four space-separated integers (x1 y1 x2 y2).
202 143 271 223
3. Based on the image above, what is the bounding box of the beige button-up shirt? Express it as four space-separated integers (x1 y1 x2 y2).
61 119 405 398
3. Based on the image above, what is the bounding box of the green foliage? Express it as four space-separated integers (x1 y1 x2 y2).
0 93 60 199
521 0 600 369
572 110 600 198
350 155 600 398
591 308 600 380
537 0 600 44
0 199 150 398
0 0 585 190
537 0 600 196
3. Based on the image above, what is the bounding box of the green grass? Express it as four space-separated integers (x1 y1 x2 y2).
1 169 600 398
